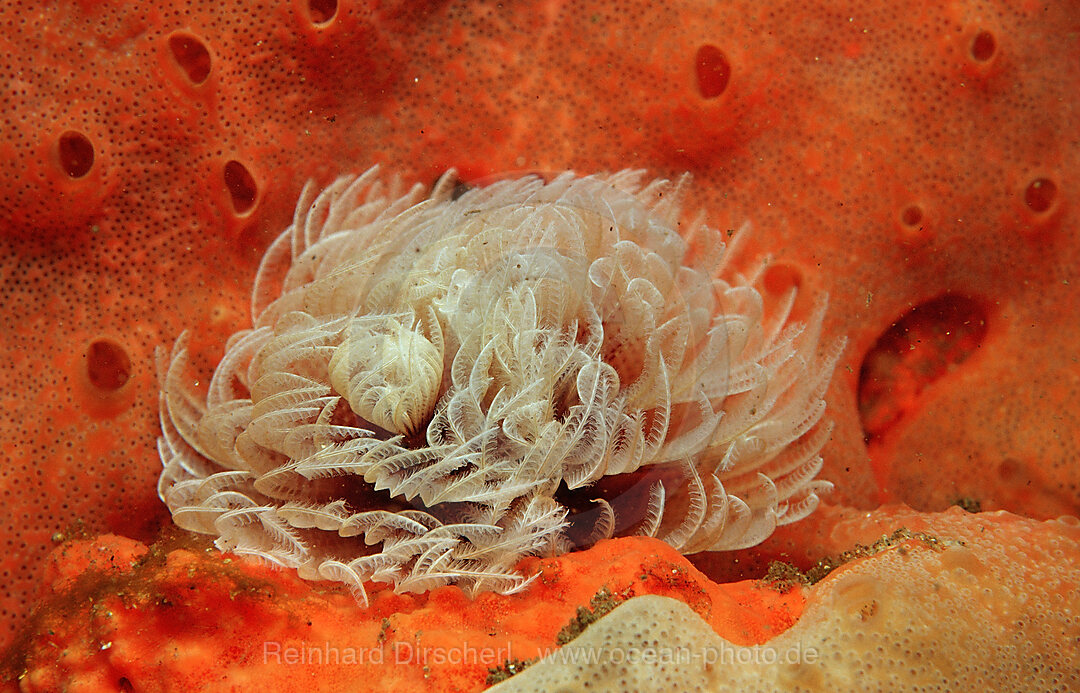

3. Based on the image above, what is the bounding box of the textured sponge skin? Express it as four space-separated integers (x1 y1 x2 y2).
490 510 1080 693
0 0 1076 657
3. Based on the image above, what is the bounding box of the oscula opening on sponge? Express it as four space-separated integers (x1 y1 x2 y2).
157 166 844 605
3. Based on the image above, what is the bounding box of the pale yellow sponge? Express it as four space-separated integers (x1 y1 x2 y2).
489 508 1080 691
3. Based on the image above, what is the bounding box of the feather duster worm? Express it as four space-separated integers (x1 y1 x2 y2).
158 167 843 604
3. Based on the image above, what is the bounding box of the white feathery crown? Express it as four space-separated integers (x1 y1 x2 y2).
157 166 844 604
